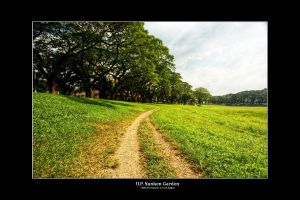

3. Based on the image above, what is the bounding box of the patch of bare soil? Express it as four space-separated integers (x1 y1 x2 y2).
110 110 155 178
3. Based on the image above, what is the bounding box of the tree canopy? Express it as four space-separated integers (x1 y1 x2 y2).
193 87 212 105
33 22 265 106
33 22 194 104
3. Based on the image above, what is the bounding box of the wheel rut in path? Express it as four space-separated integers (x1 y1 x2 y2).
145 117 200 178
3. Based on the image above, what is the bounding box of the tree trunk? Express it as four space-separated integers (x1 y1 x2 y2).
131 92 137 102
85 91 91 98
85 85 92 98
125 90 130 101
47 79 57 94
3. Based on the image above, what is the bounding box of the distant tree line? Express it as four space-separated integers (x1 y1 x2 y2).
33 22 197 104
209 89 267 106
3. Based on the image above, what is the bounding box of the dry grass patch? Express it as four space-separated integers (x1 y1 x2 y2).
67 115 139 178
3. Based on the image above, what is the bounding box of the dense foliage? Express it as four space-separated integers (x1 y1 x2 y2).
193 87 212 104
33 22 195 104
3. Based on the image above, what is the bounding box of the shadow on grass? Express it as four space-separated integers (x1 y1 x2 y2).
65 96 135 108
66 96 116 109
104 100 134 107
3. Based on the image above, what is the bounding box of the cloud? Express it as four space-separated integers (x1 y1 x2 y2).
144 22 267 96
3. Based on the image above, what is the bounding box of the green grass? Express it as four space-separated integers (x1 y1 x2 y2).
33 92 154 178
33 93 267 178
151 105 267 178
139 121 177 178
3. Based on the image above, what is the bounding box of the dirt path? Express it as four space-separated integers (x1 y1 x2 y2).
112 110 155 178
145 117 200 178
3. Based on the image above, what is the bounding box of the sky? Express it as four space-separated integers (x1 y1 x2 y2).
144 22 267 96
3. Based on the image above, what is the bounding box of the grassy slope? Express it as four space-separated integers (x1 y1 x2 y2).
33 92 154 178
33 93 267 178
151 105 267 178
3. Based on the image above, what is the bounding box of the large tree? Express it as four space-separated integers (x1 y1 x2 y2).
33 22 195 104
33 22 106 94
193 87 212 105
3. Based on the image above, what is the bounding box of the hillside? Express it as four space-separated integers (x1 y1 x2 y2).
210 88 267 106
33 92 154 177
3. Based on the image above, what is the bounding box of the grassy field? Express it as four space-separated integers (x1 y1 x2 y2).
151 105 267 178
33 92 154 178
139 121 177 178
33 93 267 178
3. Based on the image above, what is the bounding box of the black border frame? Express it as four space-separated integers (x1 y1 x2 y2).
11 2 280 195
